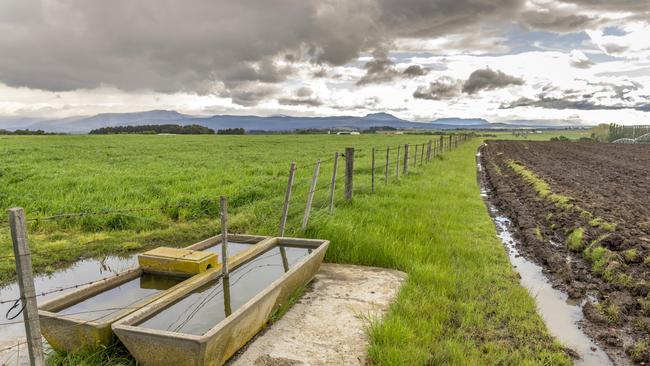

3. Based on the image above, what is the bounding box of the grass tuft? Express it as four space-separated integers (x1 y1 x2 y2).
566 228 585 252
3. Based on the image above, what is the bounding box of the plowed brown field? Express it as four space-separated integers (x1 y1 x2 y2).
482 140 650 364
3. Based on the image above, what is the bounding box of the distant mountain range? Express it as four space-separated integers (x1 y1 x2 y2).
0 110 583 133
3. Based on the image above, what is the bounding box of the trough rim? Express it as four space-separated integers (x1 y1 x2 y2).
111 237 329 344
37 234 271 335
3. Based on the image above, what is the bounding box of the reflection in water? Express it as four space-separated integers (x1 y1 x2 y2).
223 276 232 317
56 274 184 321
137 245 311 335
0 255 138 343
279 246 289 272
201 242 255 262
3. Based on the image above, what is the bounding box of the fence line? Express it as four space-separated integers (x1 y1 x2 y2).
0 133 472 364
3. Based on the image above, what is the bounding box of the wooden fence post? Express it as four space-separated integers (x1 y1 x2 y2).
344 147 354 201
371 148 375 193
328 152 338 214
403 144 410 175
426 140 432 162
396 145 401 178
302 159 320 230
413 144 418 167
8 208 45 366
439 135 444 153
219 196 229 277
420 143 424 166
449 135 452 150
279 162 296 236
384 147 389 183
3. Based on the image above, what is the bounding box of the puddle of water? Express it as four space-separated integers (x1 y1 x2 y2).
492 213 612 366
56 273 185 322
137 245 310 336
477 147 612 366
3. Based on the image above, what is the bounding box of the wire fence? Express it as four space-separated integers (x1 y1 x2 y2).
0 133 472 364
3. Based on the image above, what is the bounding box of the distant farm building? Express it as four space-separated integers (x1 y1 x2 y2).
336 131 361 135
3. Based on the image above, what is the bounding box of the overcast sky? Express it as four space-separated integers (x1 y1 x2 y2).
1 0 649 125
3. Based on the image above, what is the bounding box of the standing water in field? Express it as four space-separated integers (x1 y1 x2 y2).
477 149 613 366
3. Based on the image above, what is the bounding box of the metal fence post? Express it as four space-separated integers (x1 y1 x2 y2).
8 208 45 366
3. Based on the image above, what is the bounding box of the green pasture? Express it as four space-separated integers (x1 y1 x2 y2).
0 133 572 365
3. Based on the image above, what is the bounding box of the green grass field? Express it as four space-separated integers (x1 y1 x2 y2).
0 133 572 365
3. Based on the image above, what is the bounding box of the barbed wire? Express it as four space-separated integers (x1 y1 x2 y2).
0 235 270 306
0 340 25 357
0 135 470 302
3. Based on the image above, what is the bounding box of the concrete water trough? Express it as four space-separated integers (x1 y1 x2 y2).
112 237 329 366
37 234 269 352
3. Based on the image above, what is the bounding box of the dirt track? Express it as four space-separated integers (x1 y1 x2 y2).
482 141 650 364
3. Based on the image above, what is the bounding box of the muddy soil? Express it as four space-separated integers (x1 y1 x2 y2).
481 141 650 365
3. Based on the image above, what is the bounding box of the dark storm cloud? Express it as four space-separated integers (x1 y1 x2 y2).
356 49 399 85
4 0 641 99
502 96 650 111
277 87 323 107
402 65 429 77
555 0 650 12
520 9 599 33
517 1 650 33
502 80 648 111
583 80 643 101
229 83 279 106
412 77 462 100
414 68 523 100
0 0 528 94
376 0 524 39
462 68 524 94
356 49 429 85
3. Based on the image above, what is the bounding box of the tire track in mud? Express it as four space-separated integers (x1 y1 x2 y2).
481 140 650 365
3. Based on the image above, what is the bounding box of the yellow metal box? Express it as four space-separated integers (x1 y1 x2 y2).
138 247 218 276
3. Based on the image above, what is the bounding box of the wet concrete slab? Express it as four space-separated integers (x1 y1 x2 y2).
228 263 407 366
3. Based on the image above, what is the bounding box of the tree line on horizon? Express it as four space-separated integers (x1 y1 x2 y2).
89 124 215 135
0 129 57 135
